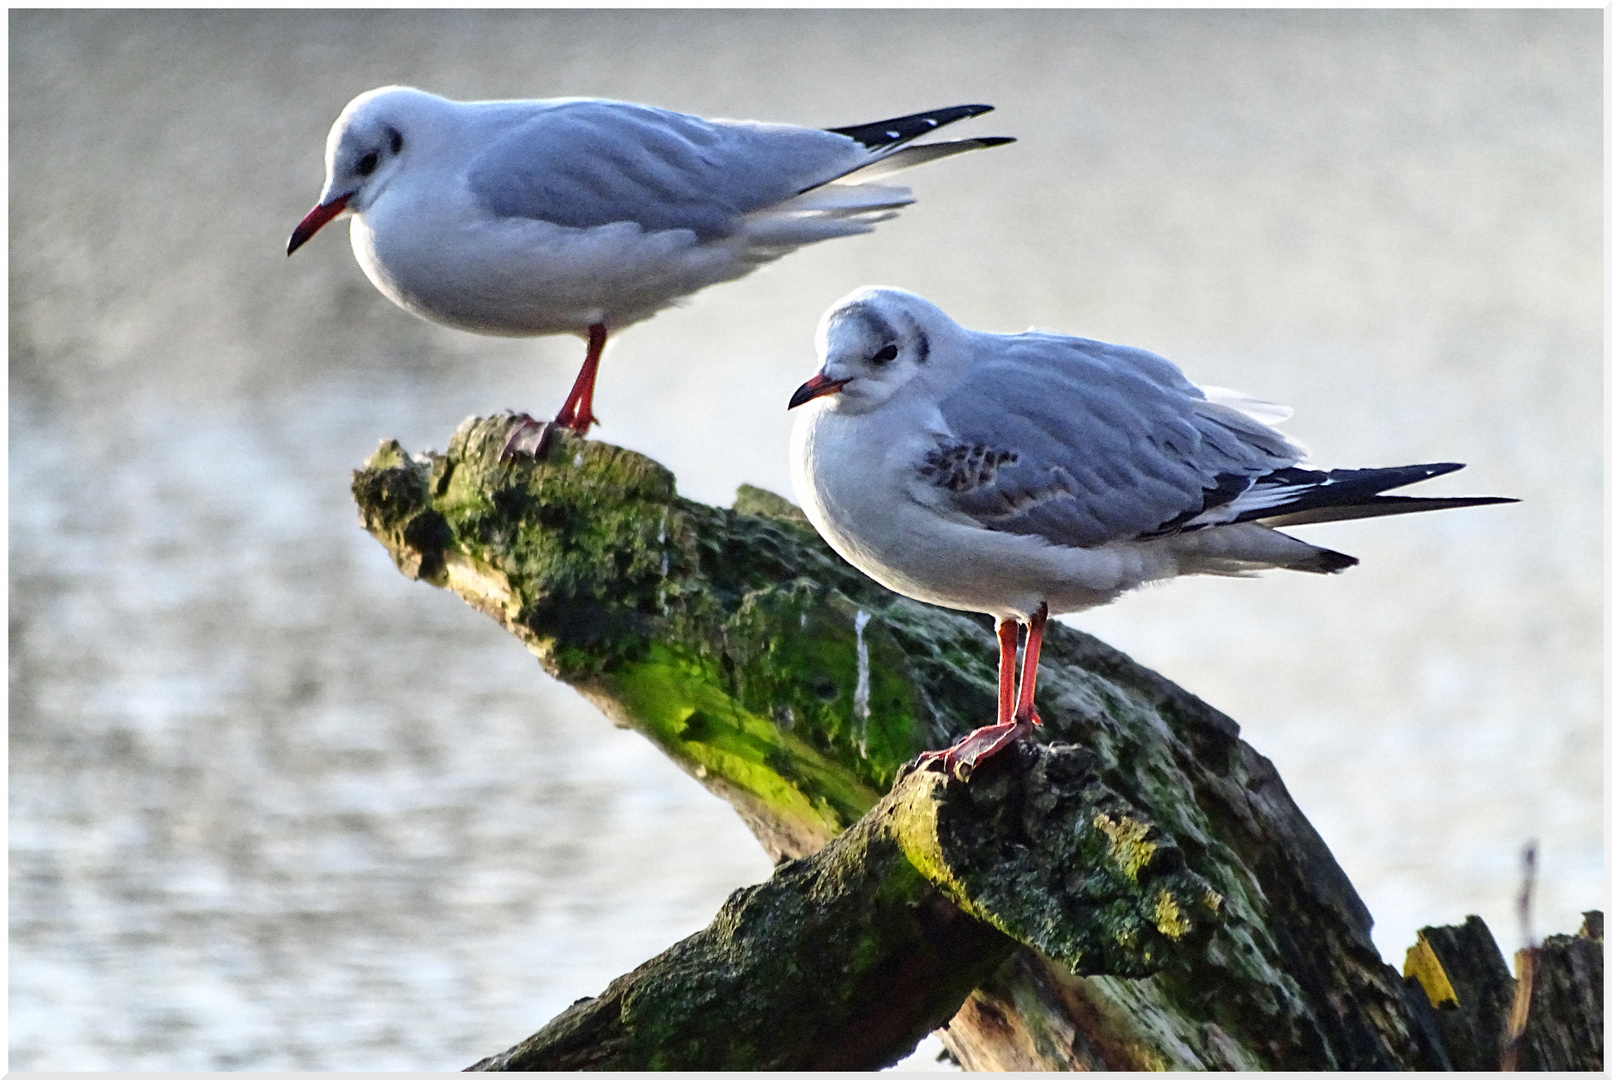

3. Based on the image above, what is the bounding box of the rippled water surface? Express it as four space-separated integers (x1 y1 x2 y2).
10 10 1601 1070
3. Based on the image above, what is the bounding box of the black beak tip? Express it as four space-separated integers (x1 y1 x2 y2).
287 193 351 257
788 375 849 410
286 222 317 257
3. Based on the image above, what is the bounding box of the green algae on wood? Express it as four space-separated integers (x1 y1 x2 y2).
891 744 1221 979
467 742 1219 1071
356 418 945 855
467 759 1020 1070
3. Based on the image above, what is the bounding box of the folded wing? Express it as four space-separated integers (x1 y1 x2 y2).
923 334 1306 548
467 100 1009 240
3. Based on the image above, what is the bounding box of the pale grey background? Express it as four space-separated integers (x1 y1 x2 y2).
9 9 1601 1070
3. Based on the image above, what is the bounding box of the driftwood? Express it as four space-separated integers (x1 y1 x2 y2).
353 415 1601 1070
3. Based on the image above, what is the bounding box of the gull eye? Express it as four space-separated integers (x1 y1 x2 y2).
355 151 380 177
869 344 898 365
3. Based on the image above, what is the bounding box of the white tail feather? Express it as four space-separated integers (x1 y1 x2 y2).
740 183 913 246
1200 385 1294 424
836 140 1001 184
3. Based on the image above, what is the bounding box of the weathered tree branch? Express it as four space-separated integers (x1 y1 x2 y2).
353 416 1600 1070
466 742 1219 1070
1404 911 1604 1071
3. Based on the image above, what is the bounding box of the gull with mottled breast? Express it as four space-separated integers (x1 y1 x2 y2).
788 287 1515 776
287 86 1012 456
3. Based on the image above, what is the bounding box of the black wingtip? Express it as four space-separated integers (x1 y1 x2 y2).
1313 548 1360 574
926 104 995 121
826 103 1001 151
1230 460 1516 531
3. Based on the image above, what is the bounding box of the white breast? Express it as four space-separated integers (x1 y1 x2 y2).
349 191 751 338
790 401 1169 622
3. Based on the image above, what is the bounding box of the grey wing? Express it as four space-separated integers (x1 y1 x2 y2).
927 334 1305 547
465 100 862 239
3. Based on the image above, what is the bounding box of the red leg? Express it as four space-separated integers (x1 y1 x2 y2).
499 323 608 459
1014 603 1048 725
921 609 1046 778
553 322 607 433
995 618 1019 726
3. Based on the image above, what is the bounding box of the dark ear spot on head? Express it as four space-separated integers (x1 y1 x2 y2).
387 126 404 154
911 326 930 364
843 303 896 346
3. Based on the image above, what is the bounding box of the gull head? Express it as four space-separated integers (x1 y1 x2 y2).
288 86 437 255
788 287 965 415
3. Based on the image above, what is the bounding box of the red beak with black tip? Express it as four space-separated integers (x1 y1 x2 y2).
788 371 851 409
286 193 351 255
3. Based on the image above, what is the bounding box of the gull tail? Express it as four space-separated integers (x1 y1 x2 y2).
836 137 1018 185
740 183 914 248
747 103 1012 252
801 104 1014 195
1244 463 1518 529
1162 463 1513 577
825 104 1001 151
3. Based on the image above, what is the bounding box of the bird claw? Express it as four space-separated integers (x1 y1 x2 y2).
918 716 1036 780
553 406 599 435
499 414 560 461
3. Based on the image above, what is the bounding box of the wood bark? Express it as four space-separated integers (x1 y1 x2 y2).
466 743 1221 1070
352 416 1601 1070
1403 911 1603 1072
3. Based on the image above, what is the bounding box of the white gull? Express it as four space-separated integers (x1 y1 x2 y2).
788 287 1515 775
286 87 1011 454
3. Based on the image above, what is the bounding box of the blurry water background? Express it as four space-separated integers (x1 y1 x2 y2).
8 9 1601 1071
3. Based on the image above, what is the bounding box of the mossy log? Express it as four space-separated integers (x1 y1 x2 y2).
466 743 1220 1070
353 416 1599 1070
